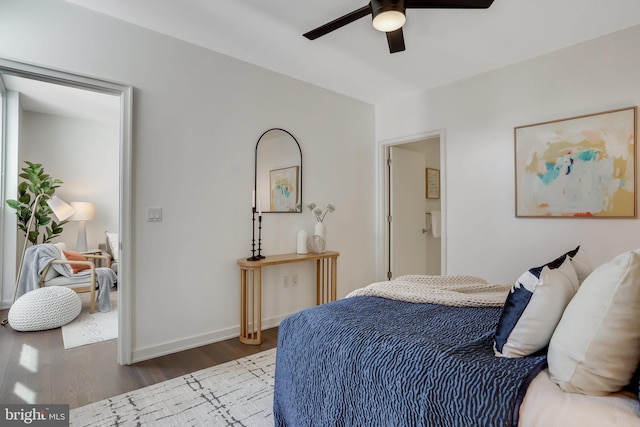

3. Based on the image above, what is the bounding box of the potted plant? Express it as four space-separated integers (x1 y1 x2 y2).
5 161 68 244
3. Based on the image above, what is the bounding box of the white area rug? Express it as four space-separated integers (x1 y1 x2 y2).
70 348 276 427
62 291 117 349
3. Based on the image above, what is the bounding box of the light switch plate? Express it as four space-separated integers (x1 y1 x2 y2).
147 207 162 222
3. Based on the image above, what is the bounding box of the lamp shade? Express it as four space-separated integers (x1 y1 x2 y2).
69 202 95 221
46 196 75 221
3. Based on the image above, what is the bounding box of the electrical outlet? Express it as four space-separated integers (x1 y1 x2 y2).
292 274 299 286
283 275 290 287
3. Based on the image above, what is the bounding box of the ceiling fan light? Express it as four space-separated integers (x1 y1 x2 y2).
372 10 406 32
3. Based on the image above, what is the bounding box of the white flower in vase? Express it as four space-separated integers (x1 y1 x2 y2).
306 202 335 223
306 202 335 252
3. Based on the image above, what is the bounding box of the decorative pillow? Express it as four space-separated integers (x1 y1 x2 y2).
565 245 593 284
548 249 640 395
494 255 579 358
624 364 640 400
105 231 119 263
62 250 91 274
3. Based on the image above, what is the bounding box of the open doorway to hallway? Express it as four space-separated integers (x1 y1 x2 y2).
385 135 443 280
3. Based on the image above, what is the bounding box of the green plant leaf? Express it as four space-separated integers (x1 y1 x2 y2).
27 230 39 245
37 216 51 226
6 161 66 244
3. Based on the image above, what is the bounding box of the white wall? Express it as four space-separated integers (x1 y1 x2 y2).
1 0 376 361
20 111 119 250
376 25 640 284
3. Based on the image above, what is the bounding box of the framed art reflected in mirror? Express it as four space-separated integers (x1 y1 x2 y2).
269 166 299 211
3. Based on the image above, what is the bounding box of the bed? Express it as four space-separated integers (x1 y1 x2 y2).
273 248 640 427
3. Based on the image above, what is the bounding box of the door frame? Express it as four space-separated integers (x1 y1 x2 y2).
376 129 447 281
0 58 133 365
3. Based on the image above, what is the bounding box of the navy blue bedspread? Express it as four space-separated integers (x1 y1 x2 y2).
273 296 546 427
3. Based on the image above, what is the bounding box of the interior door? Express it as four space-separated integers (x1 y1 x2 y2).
389 146 428 278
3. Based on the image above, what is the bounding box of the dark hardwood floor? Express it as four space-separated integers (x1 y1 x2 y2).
0 309 278 409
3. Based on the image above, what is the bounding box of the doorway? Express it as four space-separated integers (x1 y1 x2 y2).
0 58 133 365
381 132 444 280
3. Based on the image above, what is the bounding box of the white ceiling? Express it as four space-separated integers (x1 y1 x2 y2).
65 0 640 106
6 0 640 119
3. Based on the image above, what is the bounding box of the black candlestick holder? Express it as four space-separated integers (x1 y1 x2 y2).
256 214 265 259
247 208 261 261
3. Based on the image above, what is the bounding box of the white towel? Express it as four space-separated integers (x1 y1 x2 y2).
430 211 441 238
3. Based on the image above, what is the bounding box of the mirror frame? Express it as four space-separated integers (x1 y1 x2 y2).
254 128 302 213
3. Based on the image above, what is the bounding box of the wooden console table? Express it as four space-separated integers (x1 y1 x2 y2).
236 251 339 345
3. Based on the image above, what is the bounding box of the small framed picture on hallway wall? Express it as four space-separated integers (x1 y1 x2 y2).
426 168 440 199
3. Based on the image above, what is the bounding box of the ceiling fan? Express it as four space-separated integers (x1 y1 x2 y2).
303 0 494 54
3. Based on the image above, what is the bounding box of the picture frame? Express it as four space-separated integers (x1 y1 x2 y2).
426 168 440 199
269 166 299 211
514 106 637 218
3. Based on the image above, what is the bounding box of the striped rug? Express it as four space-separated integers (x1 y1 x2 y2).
70 348 276 426
62 291 118 349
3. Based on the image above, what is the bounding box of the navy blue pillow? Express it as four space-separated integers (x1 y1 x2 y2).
624 363 640 400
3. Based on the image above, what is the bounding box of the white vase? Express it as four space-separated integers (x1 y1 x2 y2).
296 230 308 254
314 222 326 251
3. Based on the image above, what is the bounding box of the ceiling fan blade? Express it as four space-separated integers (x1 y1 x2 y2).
386 28 405 53
303 5 372 40
405 0 493 8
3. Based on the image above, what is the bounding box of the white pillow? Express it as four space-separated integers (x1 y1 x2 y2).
566 245 593 284
548 249 640 395
494 256 579 358
105 231 119 263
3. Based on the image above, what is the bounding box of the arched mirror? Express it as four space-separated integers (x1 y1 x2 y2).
255 128 302 213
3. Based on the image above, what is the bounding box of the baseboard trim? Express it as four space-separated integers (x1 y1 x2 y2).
131 313 290 363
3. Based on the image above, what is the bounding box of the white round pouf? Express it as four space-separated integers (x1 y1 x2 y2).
8 286 82 332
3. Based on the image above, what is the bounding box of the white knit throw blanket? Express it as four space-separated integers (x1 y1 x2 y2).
346 275 511 307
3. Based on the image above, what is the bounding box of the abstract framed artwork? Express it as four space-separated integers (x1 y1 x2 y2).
426 168 440 199
270 166 299 211
515 106 637 218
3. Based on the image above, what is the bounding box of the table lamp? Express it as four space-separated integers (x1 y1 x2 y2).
69 201 95 252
